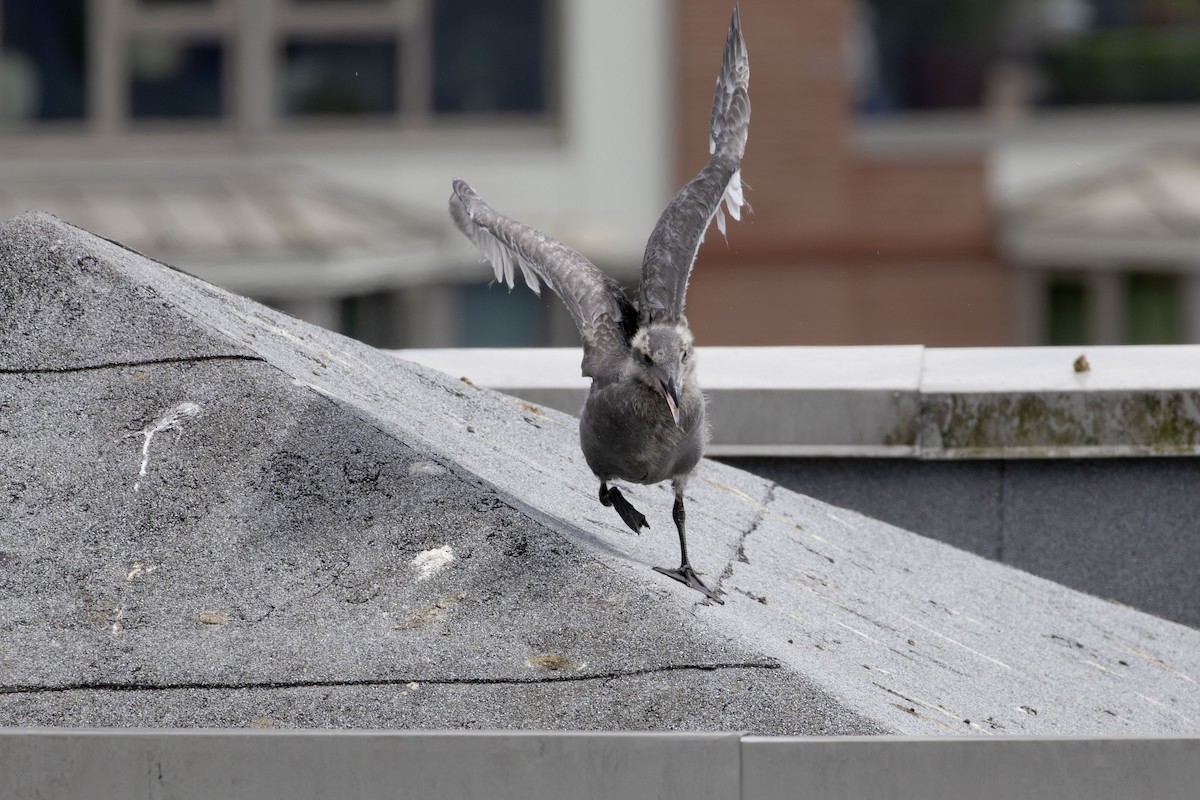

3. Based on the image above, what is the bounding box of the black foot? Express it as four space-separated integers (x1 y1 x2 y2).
601 485 648 534
653 564 724 604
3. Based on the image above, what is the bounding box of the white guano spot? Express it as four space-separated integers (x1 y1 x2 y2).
407 461 449 478
410 546 455 581
131 402 202 492
126 561 157 582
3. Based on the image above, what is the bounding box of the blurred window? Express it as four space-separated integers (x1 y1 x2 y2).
857 0 1200 113
129 37 224 119
0 0 87 123
456 282 548 346
283 40 398 117
1046 276 1090 345
0 0 556 134
1125 272 1183 343
1042 270 1185 344
433 0 547 114
339 291 398 347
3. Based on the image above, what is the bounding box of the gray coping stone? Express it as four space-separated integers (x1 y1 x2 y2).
0 730 742 800
400 347 925 458
2 731 1197 800
742 735 1200 800
2 212 1199 735
400 344 1200 458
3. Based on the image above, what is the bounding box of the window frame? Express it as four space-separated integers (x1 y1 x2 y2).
0 0 559 142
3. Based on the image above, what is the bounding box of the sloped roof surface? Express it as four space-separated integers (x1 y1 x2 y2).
2 213 1198 735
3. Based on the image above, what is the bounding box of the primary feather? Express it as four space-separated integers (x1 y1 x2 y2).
637 5 750 328
448 179 636 380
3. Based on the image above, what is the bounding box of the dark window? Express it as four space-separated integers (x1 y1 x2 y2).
857 0 1007 112
1047 276 1090 345
283 40 398 117
129 38 224 119
340 291 399 347
456 282 547 346
858 0 1200 113
137 0 216 6
433 0 546 114
0 0 87 122
1126 272 1182 344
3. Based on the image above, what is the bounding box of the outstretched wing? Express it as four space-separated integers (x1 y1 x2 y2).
638 5 750 328
449 179 636 380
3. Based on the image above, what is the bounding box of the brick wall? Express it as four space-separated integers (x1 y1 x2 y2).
673 0 1012 345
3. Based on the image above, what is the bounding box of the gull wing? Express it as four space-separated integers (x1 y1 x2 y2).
638 5 750 327
449 179 636 380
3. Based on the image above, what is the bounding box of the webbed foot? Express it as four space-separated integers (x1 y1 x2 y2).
599 484 648 534
653 564 723 604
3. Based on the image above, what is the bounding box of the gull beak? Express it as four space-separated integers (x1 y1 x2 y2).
657 377 682 428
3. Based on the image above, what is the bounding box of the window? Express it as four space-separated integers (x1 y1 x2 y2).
456 282 549 346
129 37 224 119
0 0 556 135
0 0 87 124
433 0 547 114
283 39 398 117
1040 269 1186 344
1047 276 1089 345
857 0 1200 114
1125 272 1183 344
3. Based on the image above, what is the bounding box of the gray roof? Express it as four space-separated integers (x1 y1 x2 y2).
2 212 1198 735
1004 146 1200 266
0 164 441 299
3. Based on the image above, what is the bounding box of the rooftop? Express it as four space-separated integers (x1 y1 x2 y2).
2 212 1198 735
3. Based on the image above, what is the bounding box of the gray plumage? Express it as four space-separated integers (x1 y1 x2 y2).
448 6 749 602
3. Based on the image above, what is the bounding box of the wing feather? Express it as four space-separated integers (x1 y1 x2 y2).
638 5 750 327
449 179 635 379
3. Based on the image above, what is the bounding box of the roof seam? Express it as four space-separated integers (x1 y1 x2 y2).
0 354 266 375
0 661 783 696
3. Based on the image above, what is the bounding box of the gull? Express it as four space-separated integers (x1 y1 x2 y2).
448 6 749 602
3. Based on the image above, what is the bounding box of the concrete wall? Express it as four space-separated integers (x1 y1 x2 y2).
722 456 1200 630
2 731 1196 800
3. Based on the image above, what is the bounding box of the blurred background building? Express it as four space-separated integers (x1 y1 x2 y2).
4 0 1200 348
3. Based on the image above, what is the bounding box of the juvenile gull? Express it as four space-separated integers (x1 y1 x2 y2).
448 7 749 602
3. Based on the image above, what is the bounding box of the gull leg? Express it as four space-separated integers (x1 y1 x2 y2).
653 485 723 604
599 481 648 534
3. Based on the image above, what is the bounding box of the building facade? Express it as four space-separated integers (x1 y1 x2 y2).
5 0 1200 348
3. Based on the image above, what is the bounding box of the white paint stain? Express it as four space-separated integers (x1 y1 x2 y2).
901 616 1013 671
126 561 157 582
1136 692 1197 726
111 604 125 637
131 402 201 492
410 546 455 580
834 620 890 649
823 510 854 529
407 461 449 478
